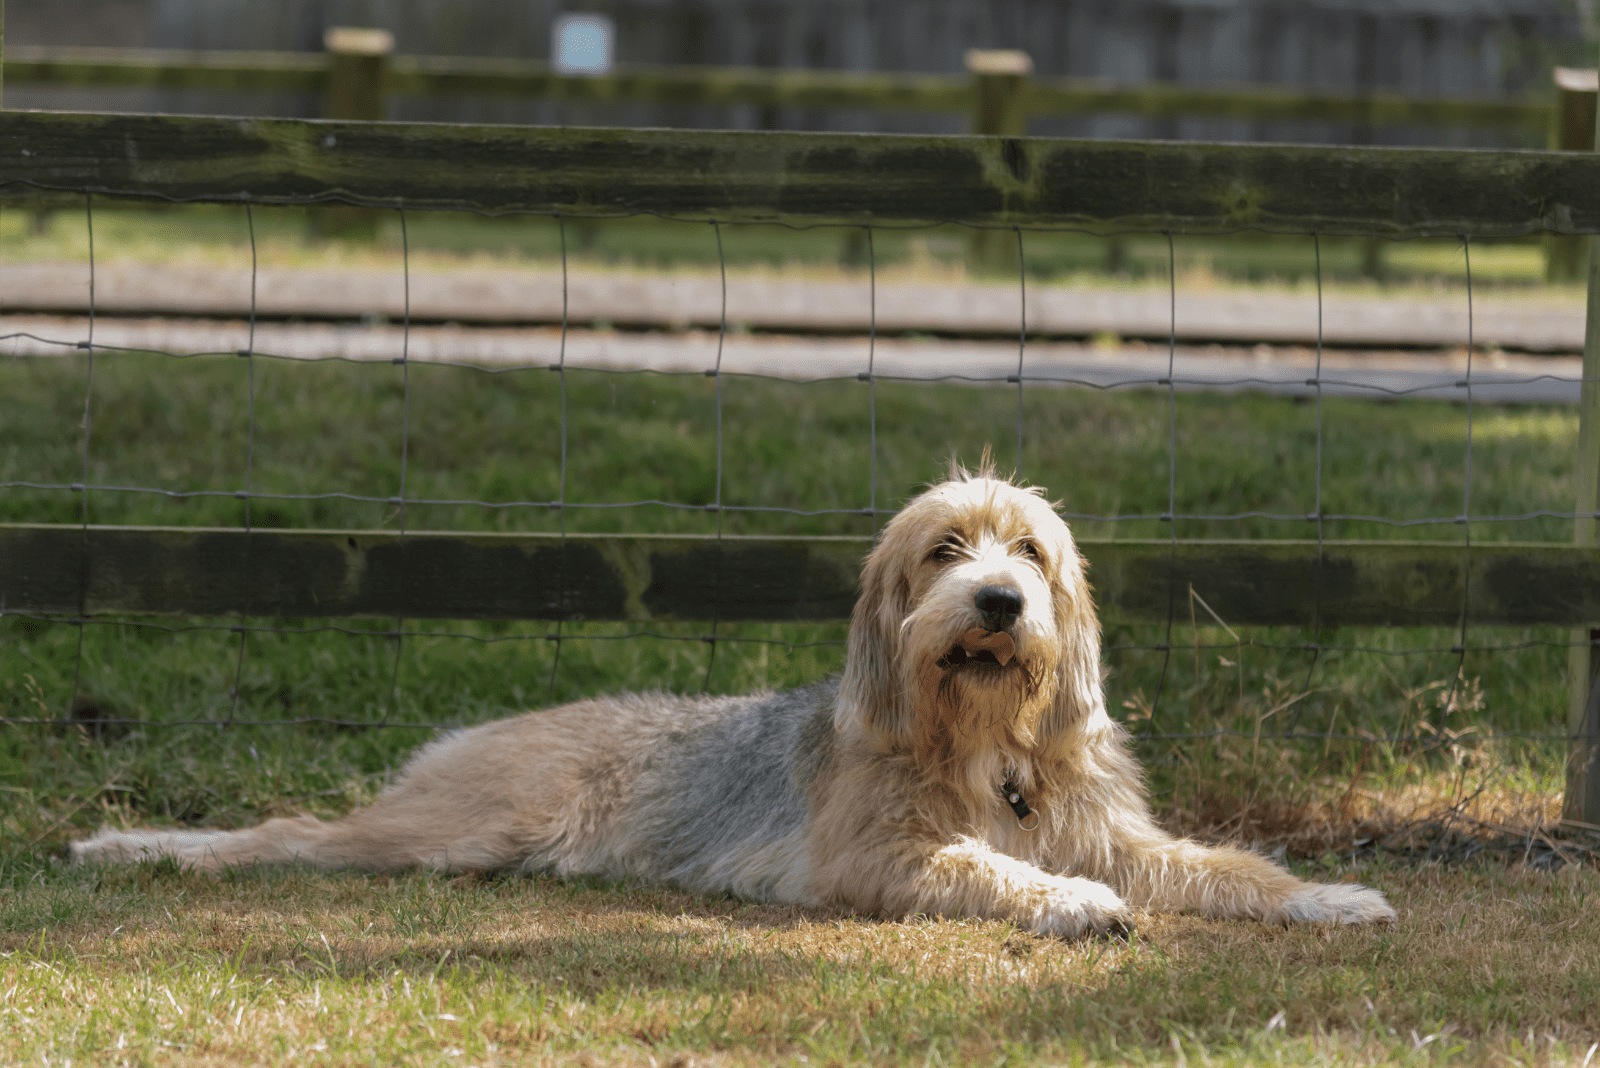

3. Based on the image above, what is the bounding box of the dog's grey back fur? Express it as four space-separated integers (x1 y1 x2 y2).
616 679 836 902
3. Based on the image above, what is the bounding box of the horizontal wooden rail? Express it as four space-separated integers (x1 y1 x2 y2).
389 56 971 113
3 110 1597 235
1028 80 1545 132
4 45 1547 131
2 525 1594 627
5 46 326 94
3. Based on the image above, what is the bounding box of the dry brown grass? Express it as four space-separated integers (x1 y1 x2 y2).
5 850 1599 1067
1165 756 1573 858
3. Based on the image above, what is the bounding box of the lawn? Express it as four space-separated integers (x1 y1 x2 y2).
0 201 1559 291
4 858 1599 1067
1 210 1594 1065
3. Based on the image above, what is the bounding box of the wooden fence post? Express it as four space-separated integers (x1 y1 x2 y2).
1360 236 1387 283
325 26 392 121
1569 265 1600 824
968 48 1030 138
3 1 49 234
965 49 1031 274
314 27 393 241
1567 72 1600 826
1548 68 1597 284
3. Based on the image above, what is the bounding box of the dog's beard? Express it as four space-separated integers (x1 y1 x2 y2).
910 630 1053 760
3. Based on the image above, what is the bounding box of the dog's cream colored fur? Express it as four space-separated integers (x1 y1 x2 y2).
71 468 1395 935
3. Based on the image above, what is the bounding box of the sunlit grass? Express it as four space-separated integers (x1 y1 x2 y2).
0 204 1570 295
0 353 1581 542
1 857 1597 1066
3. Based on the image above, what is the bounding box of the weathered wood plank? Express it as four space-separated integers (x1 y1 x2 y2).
1 110 1596 235
389 56 971 113
2 524 1594 627
1 47 968 111
0 525 866 624
1028 80 1546 132
4 47 327 93
1092 540 1591 628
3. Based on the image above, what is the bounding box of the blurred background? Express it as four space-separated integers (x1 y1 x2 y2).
7 0 1593 146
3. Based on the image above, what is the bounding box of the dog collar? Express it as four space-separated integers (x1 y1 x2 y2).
1000 780 1040 831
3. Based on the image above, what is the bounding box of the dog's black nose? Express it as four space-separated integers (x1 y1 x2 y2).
974 585 1023 631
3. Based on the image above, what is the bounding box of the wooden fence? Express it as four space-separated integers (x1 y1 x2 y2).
4 108 1600 821
12 526 1600 630
9 35 1589 277
1 40 1554 138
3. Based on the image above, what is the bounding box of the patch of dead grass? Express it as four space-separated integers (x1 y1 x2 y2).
5 858 1600 1066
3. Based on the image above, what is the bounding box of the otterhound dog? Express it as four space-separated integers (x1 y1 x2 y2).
71 466 1395 935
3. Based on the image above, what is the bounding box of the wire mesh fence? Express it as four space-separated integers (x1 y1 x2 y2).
2 115 1598 824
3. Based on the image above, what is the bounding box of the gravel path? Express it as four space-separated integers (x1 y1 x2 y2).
0 261 1585 352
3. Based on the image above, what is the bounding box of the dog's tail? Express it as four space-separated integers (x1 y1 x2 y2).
67 806 522 874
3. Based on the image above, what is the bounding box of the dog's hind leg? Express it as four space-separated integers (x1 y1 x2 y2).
70 816 353 871
67 733 543 873
69 798 530 873
67 700 648 875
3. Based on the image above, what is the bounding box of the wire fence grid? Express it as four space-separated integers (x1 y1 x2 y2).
0 183 1595 750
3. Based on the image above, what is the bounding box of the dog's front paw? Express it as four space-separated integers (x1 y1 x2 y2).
1276 882 1396 925
1030 876 1134 939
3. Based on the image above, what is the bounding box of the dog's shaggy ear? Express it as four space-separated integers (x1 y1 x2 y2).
1036 541 1108 743
836 529 915 747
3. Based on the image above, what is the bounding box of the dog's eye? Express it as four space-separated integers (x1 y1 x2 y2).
928 540 962 563
1017 540 1042 562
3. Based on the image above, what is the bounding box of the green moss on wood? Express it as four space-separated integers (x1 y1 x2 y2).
4 525 1598 626
3 110 1597 234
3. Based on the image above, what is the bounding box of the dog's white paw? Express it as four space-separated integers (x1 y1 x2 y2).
1030 876 1134 939
1277 882 1397 925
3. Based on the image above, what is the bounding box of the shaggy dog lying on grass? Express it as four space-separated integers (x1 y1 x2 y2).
71 465 1395 936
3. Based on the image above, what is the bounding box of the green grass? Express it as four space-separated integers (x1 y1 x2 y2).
1 351 1579 542
1 202 1561 290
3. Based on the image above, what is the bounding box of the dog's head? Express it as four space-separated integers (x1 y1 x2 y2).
837 464 1103 759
